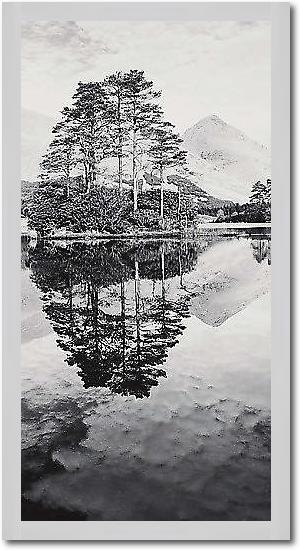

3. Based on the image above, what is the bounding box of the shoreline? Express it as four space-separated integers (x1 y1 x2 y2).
22 223 271 242
197 222 271 229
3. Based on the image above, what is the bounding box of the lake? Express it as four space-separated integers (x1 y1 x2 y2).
21 229 271 521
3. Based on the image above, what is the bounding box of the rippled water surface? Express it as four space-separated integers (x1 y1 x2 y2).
21 230 271 521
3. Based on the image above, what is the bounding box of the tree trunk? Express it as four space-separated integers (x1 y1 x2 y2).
91 158 96 187
120 279 126 366
178 247 183 288
86 281 91 309
118 151 123 192
91 286 99 352
160 165 164 229
117 91 123 192
86 178 91 195
161 245 165 297
152 280 156 298
133 129 138 211
134 258 141 360
161 245 166 331
68 269 73 334
88 158 96 192
177 186 181 220
84 163 89 193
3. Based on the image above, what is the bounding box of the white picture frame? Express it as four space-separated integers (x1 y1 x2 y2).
2 2 290 540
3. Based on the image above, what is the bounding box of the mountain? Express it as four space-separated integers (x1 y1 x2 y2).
182 115 271 203
22 109 55 181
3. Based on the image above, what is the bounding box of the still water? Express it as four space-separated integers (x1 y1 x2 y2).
21 230 271 521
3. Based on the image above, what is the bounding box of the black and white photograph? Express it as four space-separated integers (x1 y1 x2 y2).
20 17 272 522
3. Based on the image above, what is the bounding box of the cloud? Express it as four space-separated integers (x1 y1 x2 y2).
21 20 271 145
22 21 117 73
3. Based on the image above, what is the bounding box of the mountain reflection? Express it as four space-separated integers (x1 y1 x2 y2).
27 240 201 398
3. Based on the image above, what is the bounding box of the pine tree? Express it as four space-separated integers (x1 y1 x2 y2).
104 72 130 192
265 178 271 221
265 178 271 204
149 122 187 228
65 81 112 193
248 179 272 222
40 122 76 198
249 180 267 205
124 70 162 211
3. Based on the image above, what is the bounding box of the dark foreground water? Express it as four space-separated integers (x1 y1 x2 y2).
21 230 271 521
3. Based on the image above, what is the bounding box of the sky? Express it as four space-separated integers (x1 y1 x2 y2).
21 20 271 145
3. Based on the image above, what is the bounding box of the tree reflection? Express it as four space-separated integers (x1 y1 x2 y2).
251 238 271 265
28 240 197 398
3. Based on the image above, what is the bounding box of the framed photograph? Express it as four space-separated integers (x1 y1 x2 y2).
2 1 290 541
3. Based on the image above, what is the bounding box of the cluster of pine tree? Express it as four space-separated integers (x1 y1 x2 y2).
249 179 271 206
29 70 189 236
220 178 271 223
247 178 271 222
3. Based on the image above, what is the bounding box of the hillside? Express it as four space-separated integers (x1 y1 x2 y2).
144 173 233 209
182 115 271 203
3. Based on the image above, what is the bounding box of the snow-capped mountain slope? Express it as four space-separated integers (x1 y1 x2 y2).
182 115 271 203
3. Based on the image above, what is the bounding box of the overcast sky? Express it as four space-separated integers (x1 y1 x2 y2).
22 20 271 145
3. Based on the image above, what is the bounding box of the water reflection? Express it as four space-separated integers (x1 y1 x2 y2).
26 240 200 397
251 238 271 265
24 234 271 399
21 232 272 522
